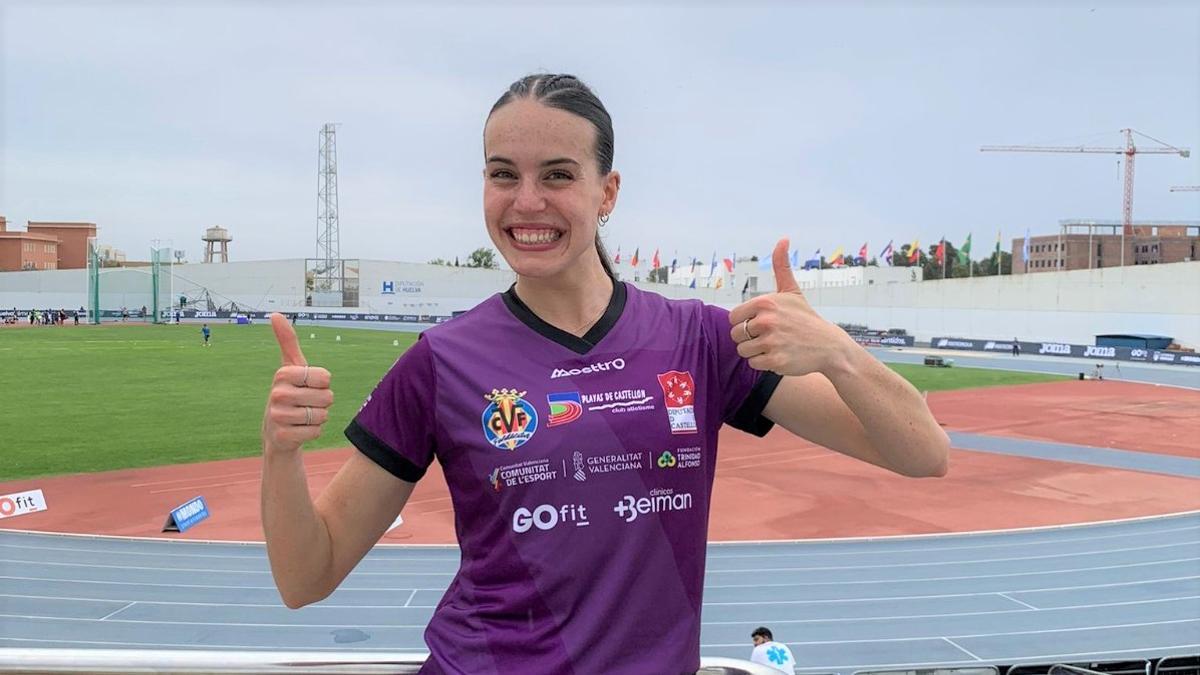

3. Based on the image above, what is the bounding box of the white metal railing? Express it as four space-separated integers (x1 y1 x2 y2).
0 649 786 674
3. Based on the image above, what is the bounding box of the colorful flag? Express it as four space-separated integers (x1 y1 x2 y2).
722 257 734 274
880 240 894 266
652 248 661 269
688 278 696 289
857 242 868 264
957 234 972 265
713 276 724 289
790 249 799 269
830 246 845 267
907 240 920 264
709 252 718 277
1022 228 1030 263
804 248 821 270
935 239 945 265
631 248 640 268
613 246 621 265
690 257 697 272
670 256 677 273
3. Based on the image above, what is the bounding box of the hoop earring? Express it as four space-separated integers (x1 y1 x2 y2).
598 213 610 227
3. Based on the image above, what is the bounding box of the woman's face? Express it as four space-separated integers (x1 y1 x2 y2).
483 99 619 279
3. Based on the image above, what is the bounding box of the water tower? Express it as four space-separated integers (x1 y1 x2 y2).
202 226 231 263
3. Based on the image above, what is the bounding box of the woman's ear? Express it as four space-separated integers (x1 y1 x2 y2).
602 170 621 215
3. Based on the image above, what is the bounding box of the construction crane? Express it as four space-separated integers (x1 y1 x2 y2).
1170 185 1199 192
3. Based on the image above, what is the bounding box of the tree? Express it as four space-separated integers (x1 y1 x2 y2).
466 247 499 269
428 258 452 266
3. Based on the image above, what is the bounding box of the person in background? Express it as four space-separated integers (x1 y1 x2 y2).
1012 337 1020 357
750 626 796 674
201 323 211 347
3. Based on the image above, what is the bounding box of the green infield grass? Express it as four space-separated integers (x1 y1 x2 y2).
0 324 1066 480
885 362 1068 393
0 323 414 481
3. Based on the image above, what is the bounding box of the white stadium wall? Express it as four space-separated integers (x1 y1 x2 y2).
801 261 1200 348
2 258 1196 347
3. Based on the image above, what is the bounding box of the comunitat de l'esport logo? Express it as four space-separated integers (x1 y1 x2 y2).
613 488 694 523
482 389 538 451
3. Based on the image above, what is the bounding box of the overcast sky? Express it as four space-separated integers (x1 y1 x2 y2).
2 1 1197 265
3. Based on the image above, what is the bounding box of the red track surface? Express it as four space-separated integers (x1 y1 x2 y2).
2 380 1197 543
929 379 1200 458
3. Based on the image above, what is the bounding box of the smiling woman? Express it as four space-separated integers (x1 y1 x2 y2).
259 73 949 675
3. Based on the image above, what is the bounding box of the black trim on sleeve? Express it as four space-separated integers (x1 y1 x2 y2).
726 371 783 437
344 418 427 483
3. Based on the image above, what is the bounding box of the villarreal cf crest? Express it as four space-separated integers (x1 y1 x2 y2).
482 388 539 450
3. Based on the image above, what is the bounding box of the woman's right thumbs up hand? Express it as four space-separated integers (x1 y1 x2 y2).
263 313 334 456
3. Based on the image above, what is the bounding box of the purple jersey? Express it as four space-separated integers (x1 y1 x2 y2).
347 280 780 675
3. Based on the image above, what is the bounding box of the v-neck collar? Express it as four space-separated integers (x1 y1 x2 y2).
501 277 626 355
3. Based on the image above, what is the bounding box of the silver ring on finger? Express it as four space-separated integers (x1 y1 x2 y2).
300 365 310 388
742 318 756 341
304 406 312 426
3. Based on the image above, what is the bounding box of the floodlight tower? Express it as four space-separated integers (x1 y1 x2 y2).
317 123 340 273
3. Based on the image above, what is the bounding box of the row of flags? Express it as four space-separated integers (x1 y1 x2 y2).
611 233 1008 275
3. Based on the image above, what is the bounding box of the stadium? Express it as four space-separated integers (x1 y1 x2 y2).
1 238 1197 674
2 4 1199 674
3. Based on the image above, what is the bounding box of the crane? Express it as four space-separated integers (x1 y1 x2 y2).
982 128 1190 236
1170 185 1199 192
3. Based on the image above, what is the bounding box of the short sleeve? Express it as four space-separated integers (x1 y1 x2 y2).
344 336 438 483
702 304 782 437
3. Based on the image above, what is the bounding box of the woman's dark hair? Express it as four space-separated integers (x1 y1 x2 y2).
488 74 616 277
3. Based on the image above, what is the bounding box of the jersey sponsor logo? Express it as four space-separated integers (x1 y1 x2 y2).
581 388 655 414
512 503 589 533
489 459 558 492
657 447 702 470
550 357 625 379
547 392 583 427
612 488 693 523
569 451 647 480
482 389 538 451
657 371 698 434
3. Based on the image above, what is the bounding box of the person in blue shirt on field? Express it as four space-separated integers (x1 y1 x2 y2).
201 323 211 347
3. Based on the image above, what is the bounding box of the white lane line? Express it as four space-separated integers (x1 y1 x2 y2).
747 643 1200 673
0 542 460 562
702 575 1200 606
403 590 418 608
705 540 1197 572
3 514 1197 551
96 602 135 621
701 595 1198 625
997 592 1039 610
704 556 1199 588
941 637 983 661
5 592 1196 620
0 559 455 577
4 575 1196 604
708 520 1200 552
0 636 425 651
714 617 1198 645
0 613 431 629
